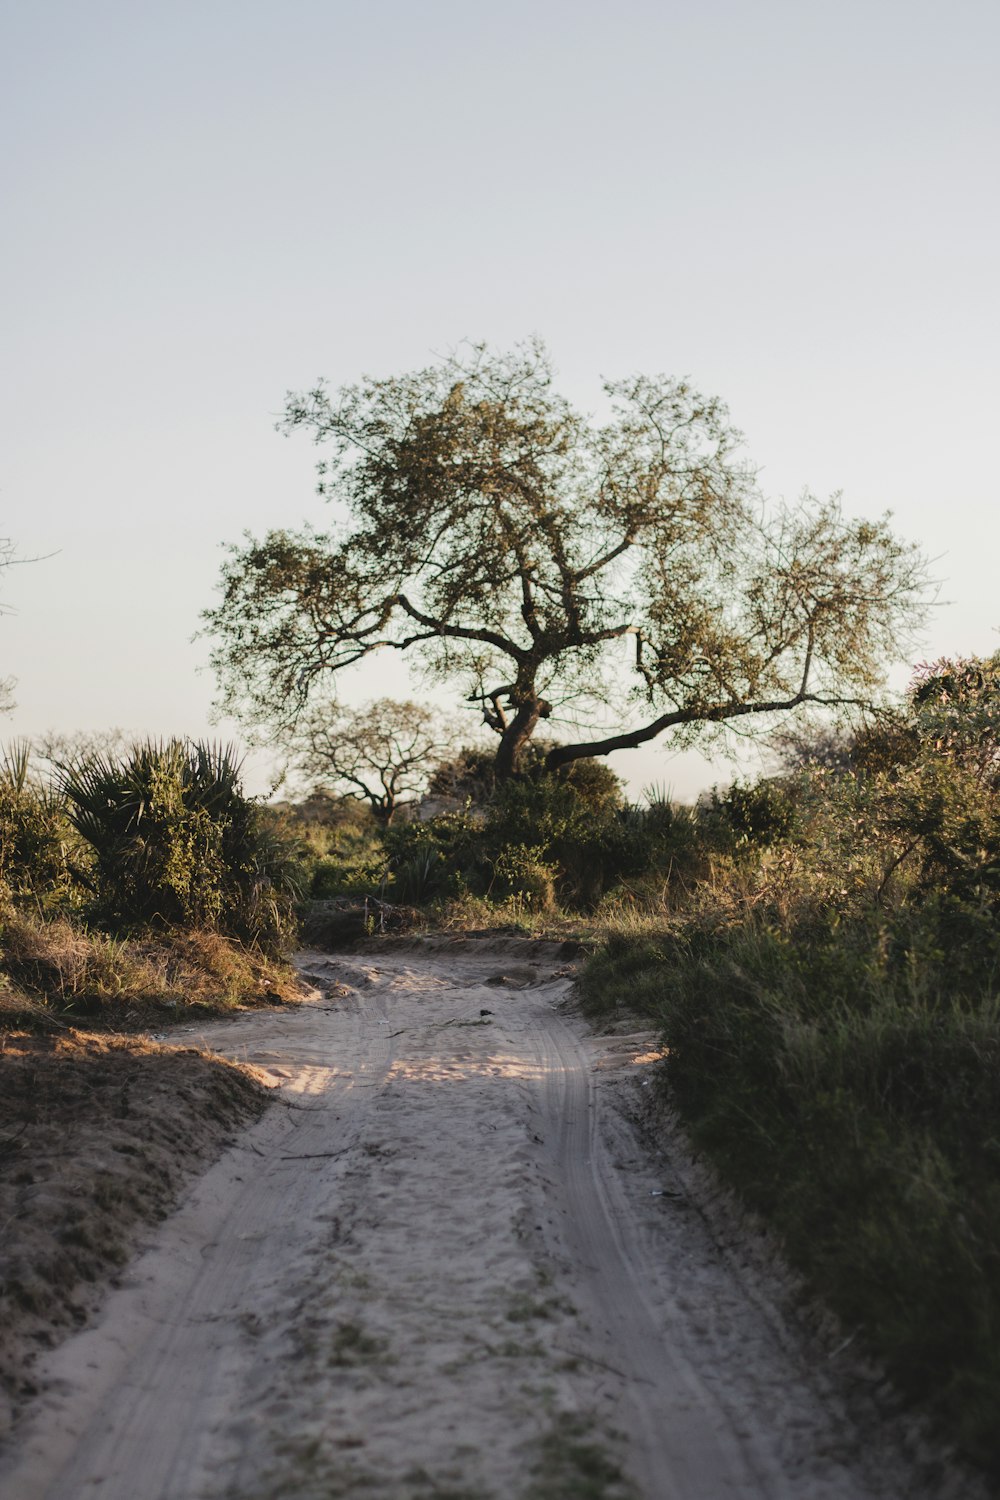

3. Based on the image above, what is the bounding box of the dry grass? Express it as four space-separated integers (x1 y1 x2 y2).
430 891 594 942
0 910 303 1033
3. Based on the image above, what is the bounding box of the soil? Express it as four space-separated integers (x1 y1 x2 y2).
0 938 986 1499
0 1029 268 1439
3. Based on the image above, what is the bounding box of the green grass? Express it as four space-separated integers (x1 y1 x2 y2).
580 908 1000 1476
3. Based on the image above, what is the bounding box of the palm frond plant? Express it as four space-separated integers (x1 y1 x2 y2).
60 740 300 949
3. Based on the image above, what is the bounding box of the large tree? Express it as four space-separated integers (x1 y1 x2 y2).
205 342 929 778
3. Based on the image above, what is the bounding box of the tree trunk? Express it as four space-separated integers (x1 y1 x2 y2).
495 696 550 781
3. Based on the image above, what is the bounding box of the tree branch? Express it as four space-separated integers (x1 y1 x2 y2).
545 690 872 770
395 594 525 661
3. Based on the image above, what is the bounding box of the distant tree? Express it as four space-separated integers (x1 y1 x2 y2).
284 697 457 825
204 341 930 779
770 721 859 775
0 537 24 713
33 727 131 774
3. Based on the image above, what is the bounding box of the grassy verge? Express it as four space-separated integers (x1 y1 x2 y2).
579 911 1000 1477
300 891 596 950
0 908 302 1034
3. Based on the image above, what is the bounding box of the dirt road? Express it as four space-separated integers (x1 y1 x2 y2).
0 940 972 1499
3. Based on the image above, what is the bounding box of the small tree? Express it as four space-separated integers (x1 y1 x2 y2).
205 341 930 778
34 727 131 771
285 698 457 825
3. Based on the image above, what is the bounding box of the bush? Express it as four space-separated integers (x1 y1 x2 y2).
0 743 80 911
379 763 711 913
579 653 1000 1473
480 770 642 908
485 844 557 910
711 777 799 847
60 740 299 951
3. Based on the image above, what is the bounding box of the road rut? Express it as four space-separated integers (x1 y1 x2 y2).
0 939 972 1499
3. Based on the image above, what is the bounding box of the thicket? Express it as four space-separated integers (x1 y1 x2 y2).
580 653 1000 1474
0 740 300 1028
305 745 730 918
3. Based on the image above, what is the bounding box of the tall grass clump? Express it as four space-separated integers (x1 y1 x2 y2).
581 653 1000 1474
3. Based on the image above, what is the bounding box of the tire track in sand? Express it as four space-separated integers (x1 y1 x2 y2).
0 966 394 1500
0 941 979 1500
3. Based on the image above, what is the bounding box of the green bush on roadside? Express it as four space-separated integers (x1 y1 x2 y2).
0 743 82 911
60 740 300 951
579 653 1000 1475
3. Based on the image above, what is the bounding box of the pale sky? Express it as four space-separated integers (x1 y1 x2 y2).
3 0 998 799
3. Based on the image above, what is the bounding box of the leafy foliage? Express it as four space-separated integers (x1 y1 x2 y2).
580 653 1000 1473
0 742 80 910
59 740 299 949
269 793 385 899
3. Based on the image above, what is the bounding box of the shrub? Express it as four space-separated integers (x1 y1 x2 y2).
486 844 557 910
481 771 642 908
710 776 799 848
60 740 299 950
583 913 1000 1471
0 743 80 910
392 851 447 906
578 652 1000 1473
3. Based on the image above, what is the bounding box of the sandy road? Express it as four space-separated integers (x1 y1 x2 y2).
0 939 971 1500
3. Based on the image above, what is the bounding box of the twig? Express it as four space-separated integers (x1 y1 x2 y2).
551 1343 645 1383
279 1150 346 1161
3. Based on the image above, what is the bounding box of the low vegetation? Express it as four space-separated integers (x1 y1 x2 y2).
0 738 289 1424
579 654 1000 1475
3 650 998 1476
0 739 301 1033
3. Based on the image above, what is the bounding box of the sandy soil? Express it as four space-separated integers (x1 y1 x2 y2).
0 938 984 1500
0 1030 268 1438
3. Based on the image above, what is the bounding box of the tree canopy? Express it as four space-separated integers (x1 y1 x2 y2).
282 697 457 825
205 341 930 777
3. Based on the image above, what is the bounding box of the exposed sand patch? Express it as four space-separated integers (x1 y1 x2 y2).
0 1030 268 1438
